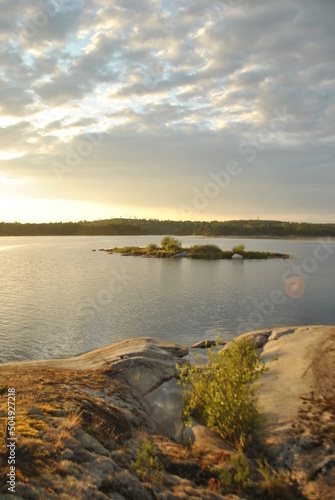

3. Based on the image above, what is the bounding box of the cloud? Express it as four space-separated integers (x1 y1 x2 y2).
0 0 334 222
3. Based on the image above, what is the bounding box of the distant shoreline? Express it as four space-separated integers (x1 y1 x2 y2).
1 234 335 239
1 218 335 238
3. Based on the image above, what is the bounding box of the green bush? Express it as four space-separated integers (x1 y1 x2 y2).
132 439 163 483
156 250 171 258
219 450 255 491
188 244 223 259
215 453 291 498
160 236 182 253
112 246 146 255
256 458 286 498
179 339 267 448
146 243 159 252
232 244 245 254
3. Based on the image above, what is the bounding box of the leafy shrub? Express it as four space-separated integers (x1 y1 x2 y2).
160 236 182 253
256 458 286 498
214 452 290 498
156 250 171 258
112 246 146 255
179 339 267 448
219 450 255 491
132 439 163 483
188 244 224 259
146 243 159 252
232 244 245 254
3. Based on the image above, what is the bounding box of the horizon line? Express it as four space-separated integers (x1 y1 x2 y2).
1 218 335 226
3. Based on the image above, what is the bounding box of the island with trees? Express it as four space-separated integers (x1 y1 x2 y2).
100 237 290 260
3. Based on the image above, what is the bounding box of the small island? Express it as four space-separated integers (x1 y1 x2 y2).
99 237 290 260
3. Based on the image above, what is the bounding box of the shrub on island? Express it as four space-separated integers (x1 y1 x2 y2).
146 243 159 253
160 236 182 253
187 244 229 260
232 244 246 255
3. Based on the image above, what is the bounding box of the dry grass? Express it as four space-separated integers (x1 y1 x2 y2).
0 364 131 496
0 349 313 499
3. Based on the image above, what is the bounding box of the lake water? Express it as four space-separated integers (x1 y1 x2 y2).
0 235 334 363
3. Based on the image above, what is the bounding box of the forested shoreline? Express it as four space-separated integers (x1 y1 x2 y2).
1 218 335 237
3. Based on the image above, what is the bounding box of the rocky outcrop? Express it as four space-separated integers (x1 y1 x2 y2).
1 338 188 396
0 339 191 499
227 325 335 499
1 327 334 499
170 251 188 259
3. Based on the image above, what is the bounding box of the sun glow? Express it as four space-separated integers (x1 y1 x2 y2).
0 195 119 223
0 151 25 161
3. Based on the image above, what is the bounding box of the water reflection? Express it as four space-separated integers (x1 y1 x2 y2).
0 236 334 363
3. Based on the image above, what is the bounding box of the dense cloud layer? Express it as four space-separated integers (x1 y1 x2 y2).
0 0 334 222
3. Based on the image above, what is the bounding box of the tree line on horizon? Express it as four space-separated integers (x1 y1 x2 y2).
1 219 335 237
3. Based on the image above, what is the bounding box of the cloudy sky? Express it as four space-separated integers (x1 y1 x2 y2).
0 0 334 223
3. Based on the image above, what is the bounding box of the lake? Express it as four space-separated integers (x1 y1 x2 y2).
0 235 334 363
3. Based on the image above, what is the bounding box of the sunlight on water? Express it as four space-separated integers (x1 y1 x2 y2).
0 245 19 252
0 236 334 363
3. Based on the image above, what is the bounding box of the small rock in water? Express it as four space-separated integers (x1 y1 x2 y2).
171 251 188 259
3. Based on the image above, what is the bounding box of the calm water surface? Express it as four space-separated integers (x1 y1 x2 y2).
0 236 334 363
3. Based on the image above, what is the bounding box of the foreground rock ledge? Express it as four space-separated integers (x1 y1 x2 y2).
0 338 188 396
0 327 334 499
238 325 335 499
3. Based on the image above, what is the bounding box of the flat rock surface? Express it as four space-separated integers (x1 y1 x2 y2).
241 325 335 499
0 337 187 371
1 338 188 395
258 326 329 439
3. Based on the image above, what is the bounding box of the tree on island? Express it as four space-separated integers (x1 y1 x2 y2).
160 236 182 253
232 244 245 254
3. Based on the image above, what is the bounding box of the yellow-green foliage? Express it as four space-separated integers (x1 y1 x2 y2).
132 439 163 483
146 243 159 252
160 236 182 252
112 246 147 255
179 339 267 448
16 414 40 438
256 458 285 498
232 244 245 254
219 450 255 491
188 244 228 259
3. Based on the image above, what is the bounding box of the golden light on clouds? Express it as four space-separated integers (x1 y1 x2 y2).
0 0 333 223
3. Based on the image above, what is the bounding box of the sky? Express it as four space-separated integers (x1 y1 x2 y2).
0 0 334 223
